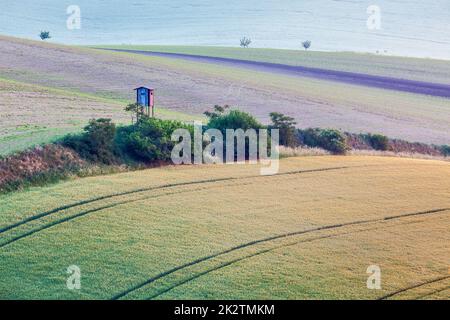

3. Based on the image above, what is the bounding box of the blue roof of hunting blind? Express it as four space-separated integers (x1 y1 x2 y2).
134 87 154 90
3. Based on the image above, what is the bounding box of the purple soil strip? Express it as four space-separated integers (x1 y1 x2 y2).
99 48 450 98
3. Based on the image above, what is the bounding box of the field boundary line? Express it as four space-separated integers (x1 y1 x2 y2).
0 166 354 235
111 207 450 300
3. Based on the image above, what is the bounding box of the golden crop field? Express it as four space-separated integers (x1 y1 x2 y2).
1 156 449 299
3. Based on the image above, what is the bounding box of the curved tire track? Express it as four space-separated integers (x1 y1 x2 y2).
0 180 252 248
0 177 235 234
0 166 352 248
111 208 450 300
414 285 450 300
379 276 450 300
145 225 390 300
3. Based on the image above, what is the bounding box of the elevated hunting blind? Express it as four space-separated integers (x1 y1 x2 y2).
134 86 155 117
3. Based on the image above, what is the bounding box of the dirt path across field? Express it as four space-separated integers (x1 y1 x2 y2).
102 49 450 99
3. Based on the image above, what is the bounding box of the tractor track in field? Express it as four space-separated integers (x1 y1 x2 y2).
111 207 450 300
143 222 418 300
3 163 449 299
0 179 255 248
379 276 450 300
0 165 354 247
414 285 450 300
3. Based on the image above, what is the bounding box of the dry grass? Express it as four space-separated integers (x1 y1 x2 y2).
279 146 331 157
349 149 449 161
280 146 449 161
0 156 449 299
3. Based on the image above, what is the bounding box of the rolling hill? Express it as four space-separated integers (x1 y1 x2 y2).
1 35 449 300
1 35 450 146
1 156 449 299
94 45 450 85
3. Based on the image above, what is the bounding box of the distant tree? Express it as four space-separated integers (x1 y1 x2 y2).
39 31 51 40
302 40 311 50
240 37 252 48
269 112 298 147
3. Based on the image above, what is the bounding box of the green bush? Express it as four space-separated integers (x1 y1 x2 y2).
206 108 266 160
440 145 450 156
207 109 264 132
62 118 116 164
318 129 348 154
117 118 193 162
366 133 389 151
298 128 348 154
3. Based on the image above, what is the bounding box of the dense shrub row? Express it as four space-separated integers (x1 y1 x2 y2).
297 128 348 154
345 132 446 156
365 133 390 151
1 106 448 194
62 117 195 164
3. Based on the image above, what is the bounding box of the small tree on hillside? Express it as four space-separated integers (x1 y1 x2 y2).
269 112 298 147
240 37 252 48
125 103 147 124
39 31 51 40
302 40 311 50
204 104 230 120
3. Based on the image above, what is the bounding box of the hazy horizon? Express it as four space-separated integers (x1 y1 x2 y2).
1 0 450 59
